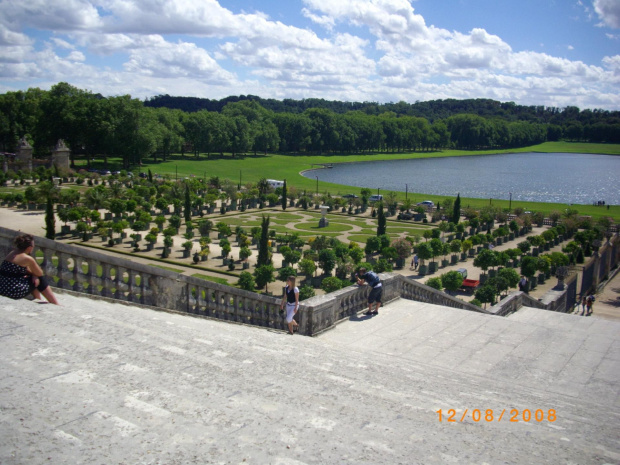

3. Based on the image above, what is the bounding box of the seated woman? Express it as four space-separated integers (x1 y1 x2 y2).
0 234 59 305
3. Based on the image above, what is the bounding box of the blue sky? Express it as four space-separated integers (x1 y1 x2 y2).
0 0 619 109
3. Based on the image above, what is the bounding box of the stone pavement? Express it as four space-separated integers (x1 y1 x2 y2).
1 293 619 464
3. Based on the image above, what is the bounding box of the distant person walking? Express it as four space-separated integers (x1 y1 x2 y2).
357 267 382 316
0 234 59 305
411 254 419 270
280 276 299 335
518 275 528 293
586 294 595 316
581 296 587 316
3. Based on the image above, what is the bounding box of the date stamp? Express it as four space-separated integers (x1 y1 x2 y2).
437 409 556 423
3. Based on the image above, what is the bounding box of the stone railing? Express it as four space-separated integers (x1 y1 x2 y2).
301 273 488 336
0 225 587 337
488 273 578 316
0 227 286 333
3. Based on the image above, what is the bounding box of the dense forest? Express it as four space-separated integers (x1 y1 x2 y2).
1 82 619 169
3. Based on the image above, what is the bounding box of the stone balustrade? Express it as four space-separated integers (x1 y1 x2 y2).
0 226 284 331
301 273 487 336
0 226 586 337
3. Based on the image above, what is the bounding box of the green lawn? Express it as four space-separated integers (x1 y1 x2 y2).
70 142 617 220
149 264 184 273
291 222 355 232
191 273 230 285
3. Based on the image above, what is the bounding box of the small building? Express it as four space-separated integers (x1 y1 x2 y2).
51 139 71 173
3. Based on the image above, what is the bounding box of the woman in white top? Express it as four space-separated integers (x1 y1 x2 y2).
280 276 299 335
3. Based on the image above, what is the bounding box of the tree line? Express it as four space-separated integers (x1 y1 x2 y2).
1 83 619 170
146 94 620 144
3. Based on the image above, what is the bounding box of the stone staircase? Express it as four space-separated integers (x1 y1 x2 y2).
1 293 618 464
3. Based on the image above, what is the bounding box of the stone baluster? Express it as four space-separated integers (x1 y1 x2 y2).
41 247 56 280
114 266 124 300
270 302 283 330
100 263 113 299
203 286 211 315
72 256 85 293
258 301 269 327
56 252 71 289
127 269 136 303
238 296 249 325
246 299 257 325
84 257 97 296
195 285 205 315
226 292 236 321
220 290 228 318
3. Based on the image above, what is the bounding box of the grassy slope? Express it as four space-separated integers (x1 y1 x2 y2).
80 141 620 220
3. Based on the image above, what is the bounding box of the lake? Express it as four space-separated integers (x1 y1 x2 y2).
303 152 620 205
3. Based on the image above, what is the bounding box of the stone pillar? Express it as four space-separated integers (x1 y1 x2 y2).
16 136 33 172
319 205 330 228
52 139 71 173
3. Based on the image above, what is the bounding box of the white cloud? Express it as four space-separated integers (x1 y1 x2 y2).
594 0 620 28
51 38 75 49
602 55 620 74
0 25 33 46
67 50 85 61
0 0 102 31
74 33 138 55
0 0 618 109
123 35 235 83
301 7 335 30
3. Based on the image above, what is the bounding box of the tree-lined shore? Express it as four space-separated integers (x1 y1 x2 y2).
2 83 619 171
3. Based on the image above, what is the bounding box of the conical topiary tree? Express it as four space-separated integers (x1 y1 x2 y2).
377 201 386 236
257 215 271 267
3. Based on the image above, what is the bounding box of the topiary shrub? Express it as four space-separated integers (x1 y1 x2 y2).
299 285 315 301
321 276 344 293
237 271 256 291
426 277 443 290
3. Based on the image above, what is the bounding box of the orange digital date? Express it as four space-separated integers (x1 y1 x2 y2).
437 408 556 423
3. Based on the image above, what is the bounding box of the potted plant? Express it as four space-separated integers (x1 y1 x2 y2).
145 232 158 251
416 242 433 276
428 238 443 273
450 239 461 265
76 221 91 241
130 233 141 251
162 235 173 258
182 240 193 258
239 246 252 269
391 237 412 269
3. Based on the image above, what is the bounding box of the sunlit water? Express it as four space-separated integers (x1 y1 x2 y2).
303 152 620 205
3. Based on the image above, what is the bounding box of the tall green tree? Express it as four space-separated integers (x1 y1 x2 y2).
257 215 271 266
452 193 461 225
281 179 287 211
254 264 275 293
184 184 191 222
376 202 386 236
45 197 55 239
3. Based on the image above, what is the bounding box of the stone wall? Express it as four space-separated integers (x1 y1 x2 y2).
580 236 619 295
490 272 578 316
301 273 488 336
0 226 287 332
2 225 611 337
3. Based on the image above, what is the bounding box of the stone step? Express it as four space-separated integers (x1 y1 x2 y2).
0 294 618 464
319 299 620 402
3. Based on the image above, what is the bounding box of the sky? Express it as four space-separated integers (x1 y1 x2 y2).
0 0 619 110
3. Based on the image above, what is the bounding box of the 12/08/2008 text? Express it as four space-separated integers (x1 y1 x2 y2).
437 409 556 423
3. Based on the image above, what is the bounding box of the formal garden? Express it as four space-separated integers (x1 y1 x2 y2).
0 165 616 310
